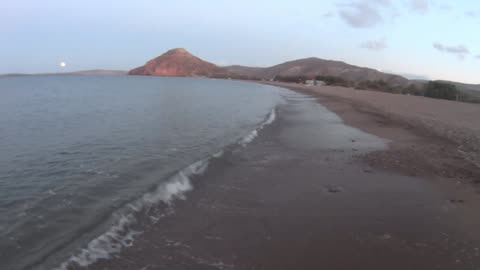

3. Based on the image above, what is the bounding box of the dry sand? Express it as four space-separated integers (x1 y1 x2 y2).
266 82 480 184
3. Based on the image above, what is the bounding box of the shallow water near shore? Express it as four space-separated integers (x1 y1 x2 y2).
0 76 285 270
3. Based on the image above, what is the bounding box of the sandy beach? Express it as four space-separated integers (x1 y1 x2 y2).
81 83 480 270
266 82 480 182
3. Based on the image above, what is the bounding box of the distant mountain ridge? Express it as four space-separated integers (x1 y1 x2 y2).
225 57 408 86
128 48 409 86
5 48 476 93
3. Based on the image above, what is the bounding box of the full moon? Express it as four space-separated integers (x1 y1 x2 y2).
59 62 66 68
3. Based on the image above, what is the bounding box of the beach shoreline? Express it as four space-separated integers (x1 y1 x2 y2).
80 84 480 270
263 82 480 185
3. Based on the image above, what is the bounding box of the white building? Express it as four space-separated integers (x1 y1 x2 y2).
305 80 326 86
305 80 315 86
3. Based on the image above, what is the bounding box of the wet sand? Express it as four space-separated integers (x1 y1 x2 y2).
79 87 480 270
266 82 480 183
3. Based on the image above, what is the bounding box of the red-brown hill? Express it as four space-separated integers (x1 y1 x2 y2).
128 48 229 77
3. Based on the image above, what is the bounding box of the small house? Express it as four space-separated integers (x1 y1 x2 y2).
305 80 315 86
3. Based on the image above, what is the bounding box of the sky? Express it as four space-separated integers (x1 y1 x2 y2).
2 0 479 83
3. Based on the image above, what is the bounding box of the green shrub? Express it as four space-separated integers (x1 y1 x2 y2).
424 81 458 100
355 80 393 92
274 75 309 84
401 84 424 96
315 75 349 86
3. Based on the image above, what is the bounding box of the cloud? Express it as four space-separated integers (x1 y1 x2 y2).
476 55 480 59
323 12 334 18
360 40 387 51
409 0 429 13
438 4 452 11
337 0 390 28
433 42 470 59
433 43 469 54
466 10 479 17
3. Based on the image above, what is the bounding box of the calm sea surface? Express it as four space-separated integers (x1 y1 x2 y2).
0 75 285 270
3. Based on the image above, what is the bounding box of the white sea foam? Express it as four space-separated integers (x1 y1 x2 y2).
56 158 210 270
56 108 277 269
57 214 140 269
240 130 258 146
240 108 276 147
264 108 276 125
212 150 224 158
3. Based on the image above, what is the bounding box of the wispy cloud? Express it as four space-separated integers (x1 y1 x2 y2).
409 0 429 14
337 0 391 28
433 42 470 60
323 11 334 18
465 10 479 18
360 40 387 51
476 55 480 59
438 4 452 11
433 43 469 54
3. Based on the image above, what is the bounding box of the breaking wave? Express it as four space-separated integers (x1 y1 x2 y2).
240 108 276 146
56 157 213 269
56 107 277 269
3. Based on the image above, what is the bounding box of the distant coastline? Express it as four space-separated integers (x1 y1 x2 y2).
0 69 127 77
126 48 480 99
3 48 479 100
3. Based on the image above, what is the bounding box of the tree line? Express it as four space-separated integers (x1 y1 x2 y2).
273 75 475 102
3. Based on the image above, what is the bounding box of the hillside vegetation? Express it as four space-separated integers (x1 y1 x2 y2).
274 75 479 103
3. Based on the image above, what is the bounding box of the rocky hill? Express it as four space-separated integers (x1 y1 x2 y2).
128 48 229 77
